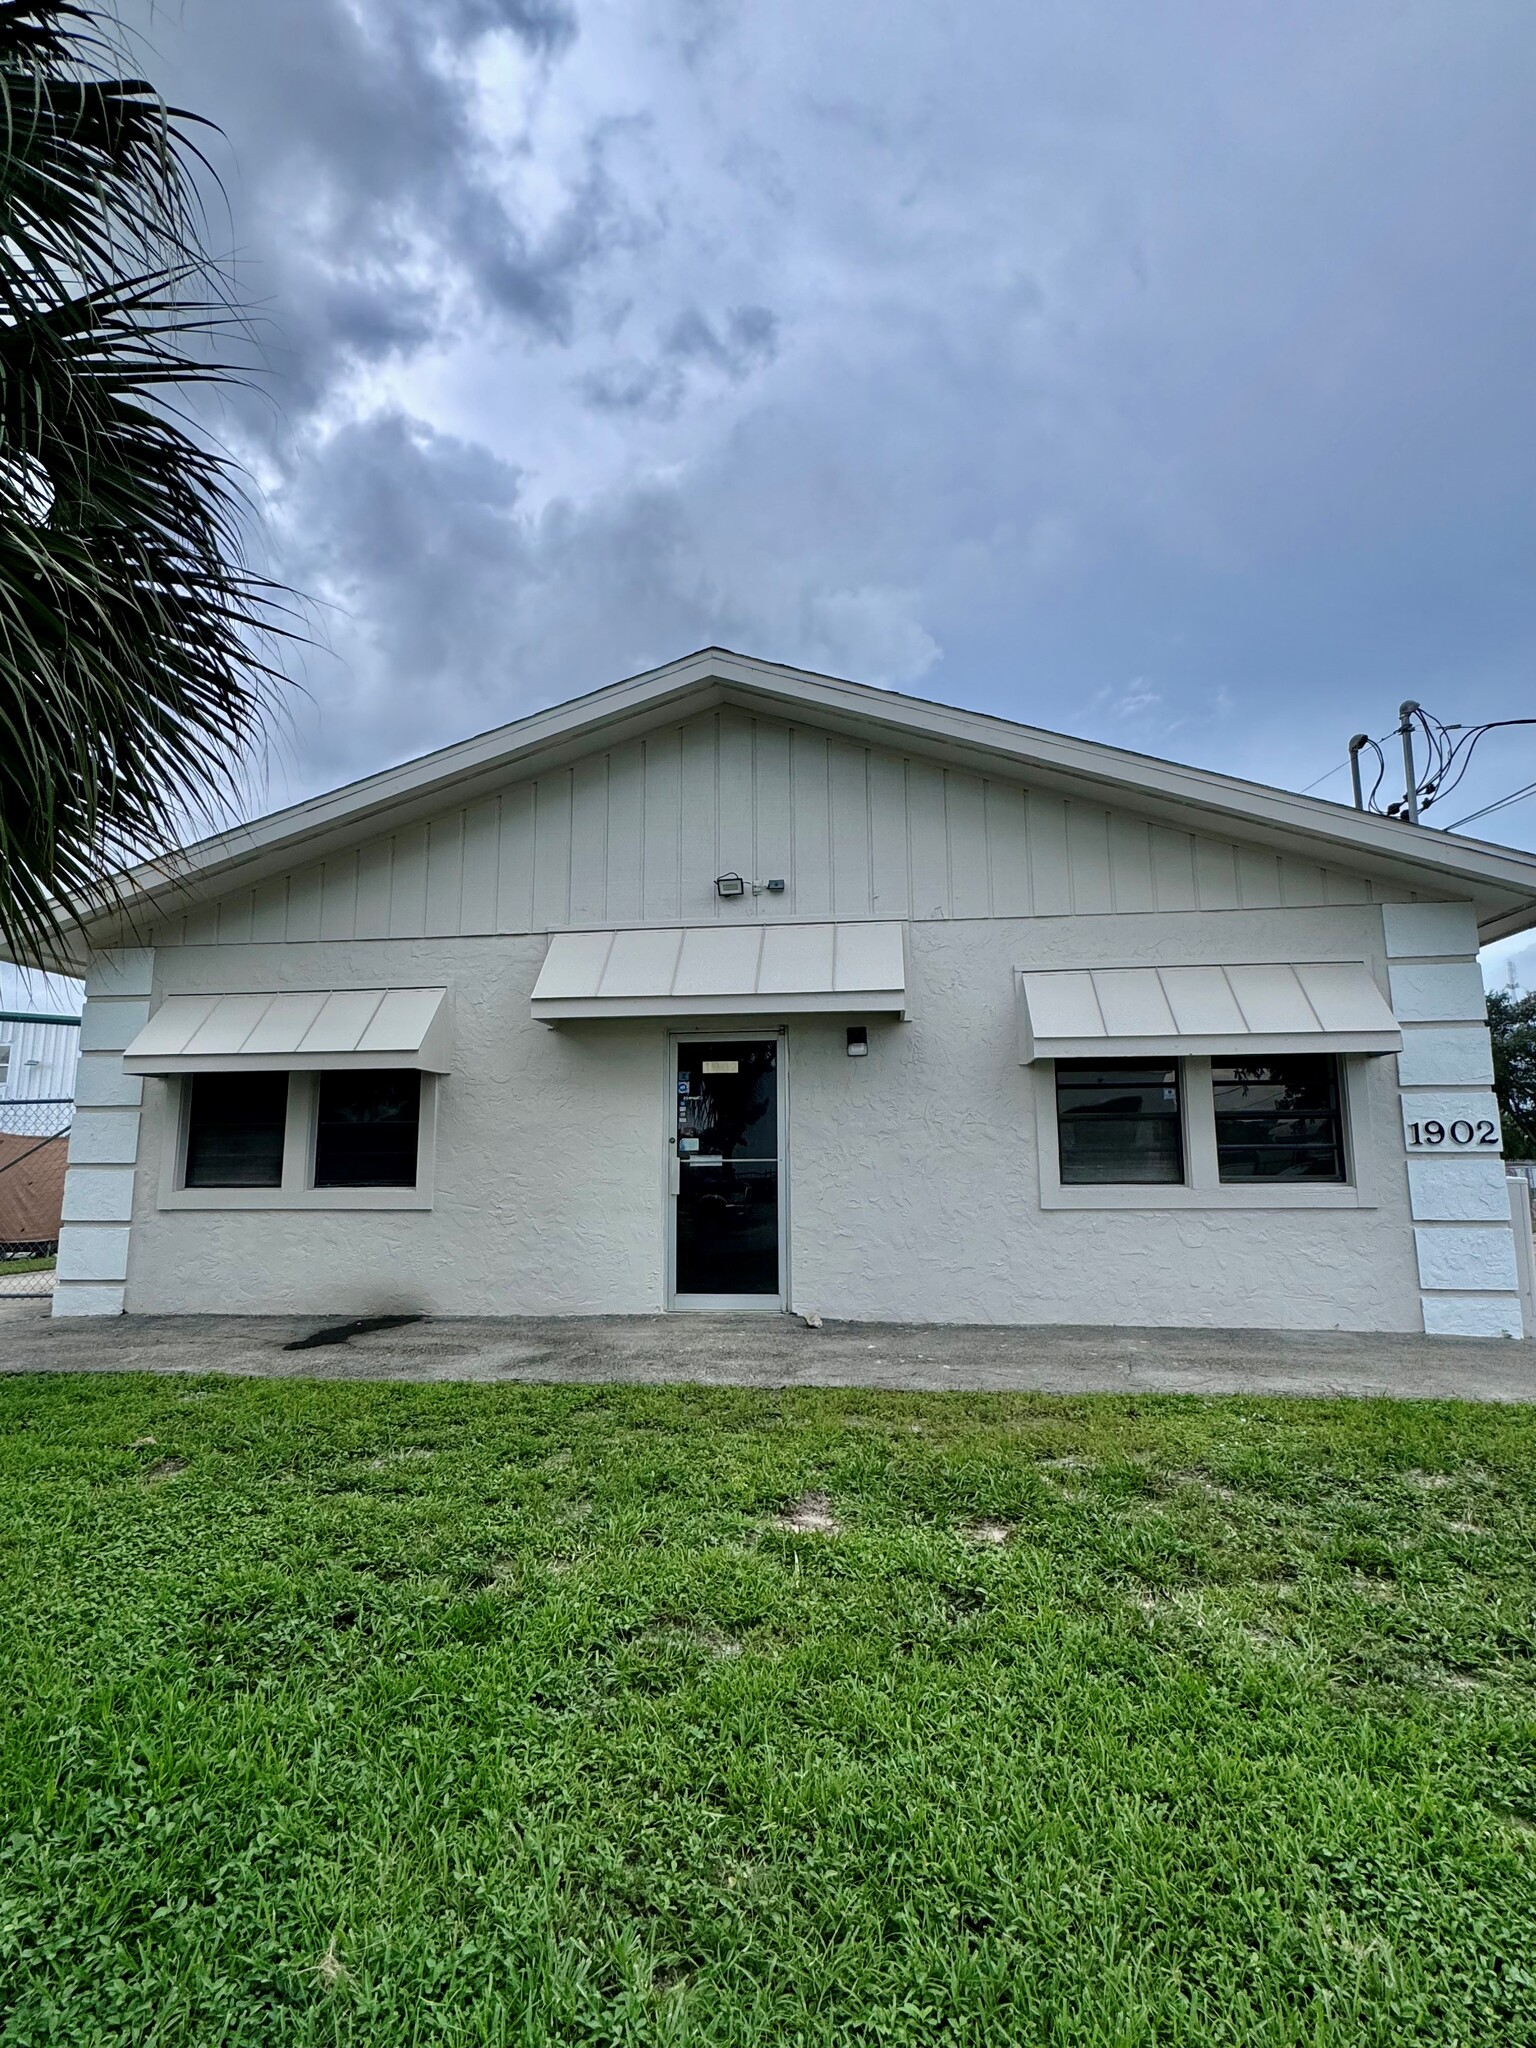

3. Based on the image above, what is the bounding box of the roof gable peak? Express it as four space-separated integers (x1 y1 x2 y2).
45 647 1536 952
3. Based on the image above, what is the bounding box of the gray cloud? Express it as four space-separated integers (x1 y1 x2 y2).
581 302 778 416
122 0 1536 851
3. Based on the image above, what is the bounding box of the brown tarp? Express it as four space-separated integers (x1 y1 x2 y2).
0 1131 68 1246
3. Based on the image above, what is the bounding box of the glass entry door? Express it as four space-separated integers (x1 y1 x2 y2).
672 1038 781 1303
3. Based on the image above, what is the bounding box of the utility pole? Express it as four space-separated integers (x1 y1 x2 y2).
1398 700 1420 824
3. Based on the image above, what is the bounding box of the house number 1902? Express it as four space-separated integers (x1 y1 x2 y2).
1407 1119 1499 1147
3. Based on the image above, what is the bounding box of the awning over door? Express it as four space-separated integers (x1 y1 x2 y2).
531 922 908 1021
1017 962 1400 1062
122 987 452 1074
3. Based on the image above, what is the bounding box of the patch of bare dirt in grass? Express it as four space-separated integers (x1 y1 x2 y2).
364 1447 435 1472
774 1491 840 1535
142 1457 187 1483
1428 1666 1488 1694
1129 1590 1170 1616
311 1938 350 1988
962 1519 1013 1546
1403 1470 1456 1492
1238 1623 1286 1655
1170 1471 1237 1502
648 1623 743 1659
1350 1574 1400 1602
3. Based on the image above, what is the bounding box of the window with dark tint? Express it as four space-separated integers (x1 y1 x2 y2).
184 1073 288 1187
314 1070 420 1187
1213 1056 1345 1182
1056 1061 1183 1184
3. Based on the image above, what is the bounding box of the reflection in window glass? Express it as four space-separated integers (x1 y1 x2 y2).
184 1073 287 1187
1213 1056 1345 1182
1056 1061 1183 1184
314 1070 421 1187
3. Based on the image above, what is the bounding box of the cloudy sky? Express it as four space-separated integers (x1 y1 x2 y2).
108 0 1536 977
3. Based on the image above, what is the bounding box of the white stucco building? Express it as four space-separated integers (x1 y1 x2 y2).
32 649 1536 1334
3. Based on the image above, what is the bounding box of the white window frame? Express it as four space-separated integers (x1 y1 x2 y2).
1036 1053 1376 1210
0 1043 10 1090
157 1071 437 1211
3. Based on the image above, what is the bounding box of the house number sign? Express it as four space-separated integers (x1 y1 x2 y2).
1400 1093 1502 1154
1406 1118 1498 1148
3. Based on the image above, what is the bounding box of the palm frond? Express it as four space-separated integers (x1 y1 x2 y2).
0 1 294 968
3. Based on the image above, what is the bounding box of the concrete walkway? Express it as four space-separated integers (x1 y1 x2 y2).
2 1297 1534 1401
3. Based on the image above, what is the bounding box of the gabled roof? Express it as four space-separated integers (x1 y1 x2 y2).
54 647 1536 954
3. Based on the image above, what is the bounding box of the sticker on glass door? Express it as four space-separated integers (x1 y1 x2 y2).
674 1039 779 1298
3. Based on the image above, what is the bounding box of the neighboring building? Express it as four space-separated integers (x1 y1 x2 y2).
23 649 1536 1333
0 964 83 1250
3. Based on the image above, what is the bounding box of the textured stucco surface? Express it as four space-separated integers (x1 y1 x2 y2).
53 952 153 1321
1407 1156 1516 1222
1395 1025 1494 1089
114 903 1433 1330
1413 1224 1520 1293
1421 1294 1526 1340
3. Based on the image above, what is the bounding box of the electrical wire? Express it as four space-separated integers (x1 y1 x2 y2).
1443 778 1536 833
1302 711 1535 823
1364 736 1389 811
1415 714 1536 815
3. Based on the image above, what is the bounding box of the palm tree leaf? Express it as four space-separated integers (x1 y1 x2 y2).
0 2 293 968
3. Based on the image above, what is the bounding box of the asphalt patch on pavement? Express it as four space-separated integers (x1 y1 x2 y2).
283 1315 425 1352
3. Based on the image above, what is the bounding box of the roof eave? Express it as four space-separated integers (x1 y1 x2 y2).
56 646 1536 947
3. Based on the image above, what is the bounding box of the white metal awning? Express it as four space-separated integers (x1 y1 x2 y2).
1017 962 1401 1062
122 987 452 1074
531 922 908 1022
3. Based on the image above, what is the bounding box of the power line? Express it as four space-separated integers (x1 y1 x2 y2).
1444 778 1536 833
1299 727 1394 798
1333 703 1536 827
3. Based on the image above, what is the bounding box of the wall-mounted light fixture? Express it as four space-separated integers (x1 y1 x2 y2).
846 1025 868 1058
715 872 745 899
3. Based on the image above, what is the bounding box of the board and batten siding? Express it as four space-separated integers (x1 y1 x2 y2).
158 712 1388 947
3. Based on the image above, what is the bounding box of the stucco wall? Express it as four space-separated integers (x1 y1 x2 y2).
116 902 1437 1330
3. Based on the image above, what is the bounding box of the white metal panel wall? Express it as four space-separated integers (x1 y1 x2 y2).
157 710 1389 948
0 1016 81 1120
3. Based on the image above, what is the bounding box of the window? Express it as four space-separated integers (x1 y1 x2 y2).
0 1044 10 1090
314 1070 421 1188
1056 1060 1183 1184
184 1073 288 1187
1212 1056 1345 1182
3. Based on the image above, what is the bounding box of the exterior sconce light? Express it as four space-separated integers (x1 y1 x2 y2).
715 872 745 899
846 1025 868 1057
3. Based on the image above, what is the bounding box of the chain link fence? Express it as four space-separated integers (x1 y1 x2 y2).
0 1098 73 1300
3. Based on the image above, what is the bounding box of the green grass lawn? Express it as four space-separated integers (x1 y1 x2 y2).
1 1375 1533 2047
0 1255 53 1276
